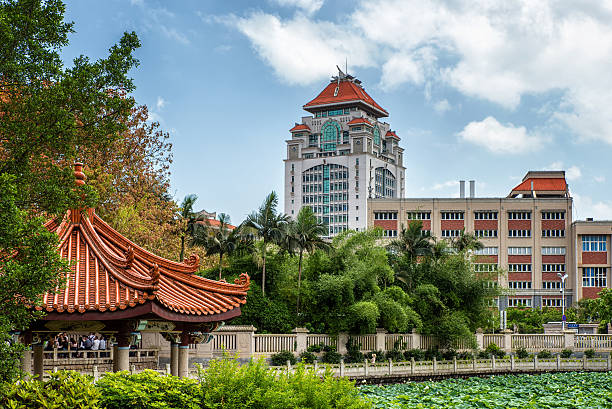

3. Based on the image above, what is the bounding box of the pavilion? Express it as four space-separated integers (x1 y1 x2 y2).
20 163 250 378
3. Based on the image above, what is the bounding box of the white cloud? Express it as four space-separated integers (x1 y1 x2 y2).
224 0 612 145
432 180 458 190
595 175 606 183
573 193 612 221
156 96 166 110
543 162 581 181
458 116 546 154
159 26 190 45
433 99 451 113
271 0 324 15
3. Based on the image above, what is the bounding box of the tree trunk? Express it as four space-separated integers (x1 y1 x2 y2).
296 250 303 320
179 234 185 262
261 243 267 297
218 253 223 280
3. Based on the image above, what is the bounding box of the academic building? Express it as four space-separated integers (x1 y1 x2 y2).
283 69 405 236
368 171 612 306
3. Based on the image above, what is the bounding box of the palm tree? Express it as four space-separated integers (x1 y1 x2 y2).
191 213 238 280
452 229 484 252
178 194 198 262
283 207 329 317
244 192 289 296
388 220 433 260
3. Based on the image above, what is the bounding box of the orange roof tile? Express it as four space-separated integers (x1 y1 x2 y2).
385 130 400 140
196 219 236 230
347 117 372 126
289 124 311 132
304 81 388 117
512 178 567 192
38 208 249 319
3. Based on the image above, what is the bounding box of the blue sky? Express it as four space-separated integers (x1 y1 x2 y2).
62 0 612 223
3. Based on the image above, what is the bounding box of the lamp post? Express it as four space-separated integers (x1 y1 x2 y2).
558 273 568 331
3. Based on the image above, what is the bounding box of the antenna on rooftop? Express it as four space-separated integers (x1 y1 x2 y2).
345 57 348 75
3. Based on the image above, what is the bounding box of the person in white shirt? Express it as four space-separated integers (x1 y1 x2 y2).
91 336 100 351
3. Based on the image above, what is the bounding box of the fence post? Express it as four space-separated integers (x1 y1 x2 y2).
472 356 476 371
410 357 415 375
337 333 349 355
475 328 484 350
292 328 309 355
388 358 392 375
582 355 587 370
556 354 561 370
53 348 58 362
563 330 575 350
286 360 291 372
432 357 437 374
340 359 345 377
534 354 538 370
502 329 513 353
453 357 457 373
235 325 257 358
314 361 318 373
411 329 421 350
491 355 496 370
375 328 388 353
364 359 369 376
607 354 611 371
165 363 171 375
510 354 515 371
93 365 99 381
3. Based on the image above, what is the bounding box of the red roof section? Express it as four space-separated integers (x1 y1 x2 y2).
304 81 388 117
512 178 567 192
386 130 400 140
289 124 310 132
197 219 236 230
347 117 371 126
38 208 249 317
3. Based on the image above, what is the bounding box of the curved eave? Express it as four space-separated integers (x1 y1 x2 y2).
303 100 388 118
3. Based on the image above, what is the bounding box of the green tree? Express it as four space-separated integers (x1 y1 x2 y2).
178 194 198 262
282 207 329 317
0 0 140 382
244 192 289 296
452 229 484 252
191 213 239 280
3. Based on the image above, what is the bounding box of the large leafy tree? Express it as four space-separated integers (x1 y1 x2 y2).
282 207 329 317
244 192 289 296
0 0 140 382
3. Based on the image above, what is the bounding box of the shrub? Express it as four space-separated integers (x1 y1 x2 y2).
485 343 506 358
322 344 336 352
299 351 317 364
271 350 297 366
365 350 385 362
477 350 490 359
347 301 379 334
424 348 442 361
537 350 552 359
97 370 200 409
307 343 323 353
343 338 364 363
515 347 529 359
385 349 404 362
441 349 457 361
322 350 343 364
585 349 596 358
457 351 474 360
2 371 101 409
561 349 573 358
404 349 425 361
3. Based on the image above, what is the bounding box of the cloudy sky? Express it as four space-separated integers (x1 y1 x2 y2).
62 0 612 222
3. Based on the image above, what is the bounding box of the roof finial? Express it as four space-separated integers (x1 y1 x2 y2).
74 162 86 186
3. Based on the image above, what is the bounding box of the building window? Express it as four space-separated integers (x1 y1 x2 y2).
508 281 532 289
542 246 566 255
474 247 499 255
509 229 531 238
508 247 532 255
374 167 396 198
441 230 461 238
382 229 398 237
441 211 464 220
308 134 318 147
373 127 381 145
583 267 607 287
374 212 398 220
407 211 431 220
474 211 498 220
508 298 532 307
508 211 531 220
541 211 565 220
542 264 565 272
542 281 562 289
542 298 563 307
475 230 498 238
542 229 565 238
582 235 607 252
508 264 532 272
474 264 498 273
321 120 341 152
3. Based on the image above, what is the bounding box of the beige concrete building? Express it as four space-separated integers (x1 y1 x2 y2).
368 171 612 308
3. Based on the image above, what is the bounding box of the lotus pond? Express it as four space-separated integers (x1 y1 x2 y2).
359 372 612 408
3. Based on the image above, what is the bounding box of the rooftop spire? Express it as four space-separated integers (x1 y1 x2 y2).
74 162 86 186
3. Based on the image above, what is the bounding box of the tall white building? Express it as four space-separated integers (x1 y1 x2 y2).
284 69 405 236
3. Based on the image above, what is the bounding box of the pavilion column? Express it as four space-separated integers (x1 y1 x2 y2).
170 342 179 376
20 331 33 377
114 331 131 372
178 331 190 378
33 344 44 378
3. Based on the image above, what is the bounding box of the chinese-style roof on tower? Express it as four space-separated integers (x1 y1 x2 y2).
289 124 311 132
36 164 250 322
347 117 372 126
385 130 400 140
303 68 388 118
508 171 569 198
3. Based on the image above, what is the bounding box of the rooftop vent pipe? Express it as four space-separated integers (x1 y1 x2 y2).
460 180 465 198
469 180 475 198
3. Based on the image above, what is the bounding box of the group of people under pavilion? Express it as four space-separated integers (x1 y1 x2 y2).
18 163 250 378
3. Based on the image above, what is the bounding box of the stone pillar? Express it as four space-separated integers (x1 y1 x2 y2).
337 333 349 355
115 331 130 372
411 329 421 350
178 331 190 378
510 355 515 371
563 330 575 349
475 328 484 350
375 328 387 352
235 325 256 358
20 347 32 376
501 329 513 353
292 327 309 355
33 344 44 378
170 343 179 376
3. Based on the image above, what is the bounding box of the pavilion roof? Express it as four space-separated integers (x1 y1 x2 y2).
36 168 249 322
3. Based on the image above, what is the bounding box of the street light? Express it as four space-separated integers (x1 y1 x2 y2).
557 273 568 331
